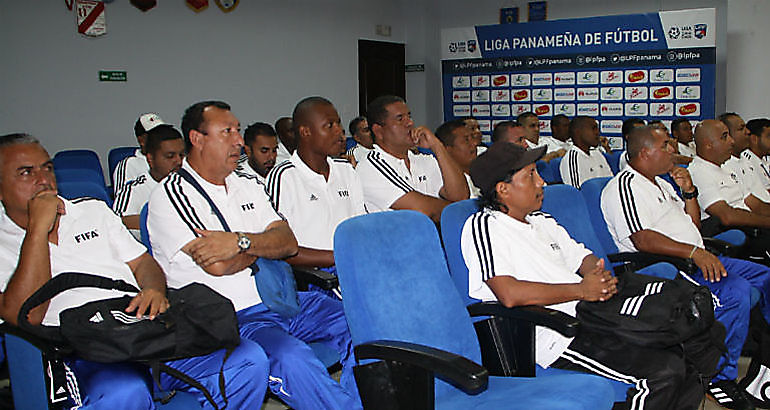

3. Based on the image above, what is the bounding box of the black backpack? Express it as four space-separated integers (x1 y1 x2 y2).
18 272 241 408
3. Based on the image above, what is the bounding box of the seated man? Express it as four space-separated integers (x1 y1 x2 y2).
274 117 296 165
549 114 573 151
560 116 613 188
601 125 770 409
345 116 374 166
113 124 184 239
673 118 697 158
236 122 278 184
721 113 770 201
0 133 268 409
491 120 528 148
461 142 703 410
148 101 361 409
617 118 646 171
356 95 468 222
517 111 565 161
266 97 365 273
113 113 165 194
462 116 487 155
436 119 480 198
744 118 770 191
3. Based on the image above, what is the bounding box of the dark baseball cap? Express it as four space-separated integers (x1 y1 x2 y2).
469 142 546 194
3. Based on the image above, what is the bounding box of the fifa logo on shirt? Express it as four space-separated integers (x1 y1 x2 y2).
241 202 255 211
418 175 427 182
550 243 561 251
338 190 349 198
74 230 100 243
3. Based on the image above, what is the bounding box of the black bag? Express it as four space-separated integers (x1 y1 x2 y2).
576 272 715 348
18 272 241 408
740 307 770 408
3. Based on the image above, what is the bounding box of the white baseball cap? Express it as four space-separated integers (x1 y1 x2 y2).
135 112 165 136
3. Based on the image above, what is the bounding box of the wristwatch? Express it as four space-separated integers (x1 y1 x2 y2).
236 232 251 253
682 187 699 200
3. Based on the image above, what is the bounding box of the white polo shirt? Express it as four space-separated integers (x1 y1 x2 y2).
112 149 149 194
235 159 266 184
723 155 770 203
148 159 282 311
346 144 372 165
356 145 443 212
276 142 292 165
461 209 590 368
688 156 752 220
601 167 703 253
113 172 158 240
465 173 481 199
265 152 365 251
678 143 696 158
538 136 568 154
0 198 145 326
618 150 630 171
742 149 770 192
560 145 613 189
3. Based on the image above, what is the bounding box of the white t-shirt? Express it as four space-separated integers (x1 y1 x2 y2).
148 160 282 311
356 145 443 212
235 159 266 184
346 144 372 165
601 167 704 253
266 152 365 251
688 156 752 220
723 154 770 203
560 146 613 189
0 198 146 326
112 149 149 194
112 172 158 240
461 209 590 368
742 149 770 192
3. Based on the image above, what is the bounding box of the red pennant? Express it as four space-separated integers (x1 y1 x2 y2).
65 0 74 10
186 0 208 12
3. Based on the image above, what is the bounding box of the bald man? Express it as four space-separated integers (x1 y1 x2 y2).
720 113 770 201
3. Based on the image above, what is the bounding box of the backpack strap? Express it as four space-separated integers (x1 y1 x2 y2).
150 347 234 410
176 168 231 232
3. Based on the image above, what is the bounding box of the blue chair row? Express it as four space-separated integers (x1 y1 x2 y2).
536 157 562 184
54 147 138 190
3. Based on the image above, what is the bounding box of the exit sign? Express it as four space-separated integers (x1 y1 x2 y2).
99 70 127 82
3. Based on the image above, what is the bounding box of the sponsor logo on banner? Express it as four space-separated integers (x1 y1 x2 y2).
658 9 716 49
472 75 490 87
676 85 700 99
554 88 576 101
555 104 576 116
694 24 707 39
676 103 700 116
511 74 531 86
600 103 624 116
676 68 701 82
650 69 674 83
625 87 648 100
651 86 672 99
625 70 648 83
577 88 599 101
534 104 552 116
532 89 553 101
512 104 532 115
532 73 553 86
512 89 530 101
600 87 623 100
472 90 490 102
492 90 510 102
539 120 551 133
492 104 511 117
453 76 470 88
601 120 624 134
651 103 674 116
467 39 477 52
453 105 471 116
452 91 471 103
625 103 649 116
577 71 599 85
478 120 491 132
601 70 623 84
577 104 599 116
554 72 576 85
472 105 491 116
492 75 509 87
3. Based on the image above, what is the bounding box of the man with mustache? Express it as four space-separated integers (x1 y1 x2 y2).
236 122 278 184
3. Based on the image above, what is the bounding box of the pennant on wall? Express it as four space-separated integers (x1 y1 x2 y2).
215 0 239 13
76 0 106 37
65 0 74 10
186 0 208 12
130 0 157 12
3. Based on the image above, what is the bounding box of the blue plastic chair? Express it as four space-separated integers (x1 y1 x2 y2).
140 203 152 255
53 150 105 184
335 210 615 409
603 151 623 174
55 168 106 188
57 181 113 207
547 156 563 184
535 160 553 185
109 147 138 187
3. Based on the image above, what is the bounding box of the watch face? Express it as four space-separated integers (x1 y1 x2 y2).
238 235 251 250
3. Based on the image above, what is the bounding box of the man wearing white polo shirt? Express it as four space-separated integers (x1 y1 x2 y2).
560 116 613 188
356 95 468 222
719 113 770 204
113 112 165 194
266 97 365 270
0 133 269 409
436 119 481 199
113 124 184 239
236 122 278 184
148 100 361 410
345 116 374 166
672 118 697 158
744 118 770 191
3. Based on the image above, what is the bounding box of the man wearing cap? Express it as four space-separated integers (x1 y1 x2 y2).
560 116 614 188
113 113 165 194
356 95 469 222
461 142 703 410
236 122 278 184
345 116 374 166
113 124 185 240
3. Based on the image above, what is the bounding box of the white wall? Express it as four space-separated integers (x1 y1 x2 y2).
726 0 770 119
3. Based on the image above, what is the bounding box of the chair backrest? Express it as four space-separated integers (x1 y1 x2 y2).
108 147 138 186
345 138 356 151
547 156 563 184
577 177 619 254
53 149 105 182
334 210 481 399
55 167 105 187
4 333 48 409
140 203 152 255
57 181 113 207
535 160 552 184
604 151 623 174
440 199 482 309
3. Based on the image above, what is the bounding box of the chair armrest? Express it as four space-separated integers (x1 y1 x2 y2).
609 251 695 275
702 237 735 257
466 302 579 338
291 266 339 290
355 340 488 393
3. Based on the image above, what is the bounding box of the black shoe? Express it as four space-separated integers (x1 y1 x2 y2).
708 380 756 410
